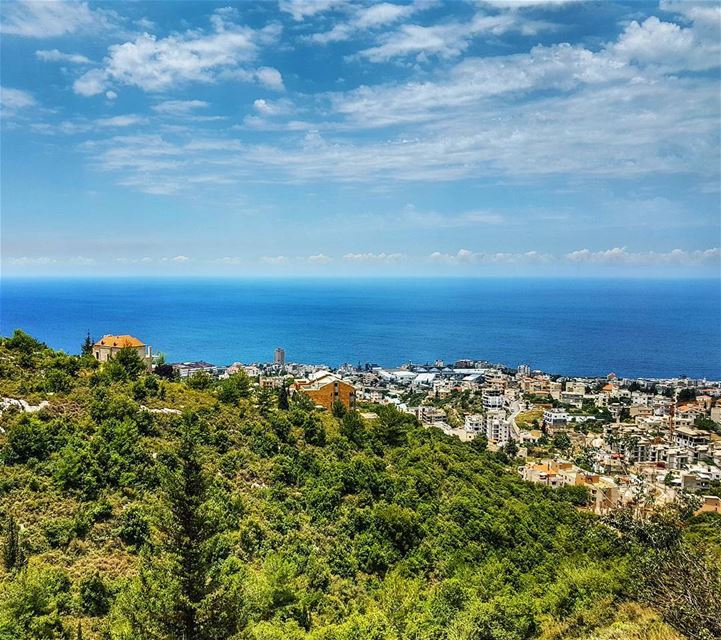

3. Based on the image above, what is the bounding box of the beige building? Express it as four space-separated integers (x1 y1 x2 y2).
93 335 152 369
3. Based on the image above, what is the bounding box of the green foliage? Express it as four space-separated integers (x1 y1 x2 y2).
4 329 46 354
187 370 215 390
332 400 347 419
0 332 718 640
112 347 147 381
79 571 110 616
218 372 251 404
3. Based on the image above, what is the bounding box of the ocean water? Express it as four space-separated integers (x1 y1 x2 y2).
1 278 719 379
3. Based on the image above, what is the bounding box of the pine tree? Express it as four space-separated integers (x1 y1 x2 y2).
162 418 210 640
3 515 20 571
277 384 290 410
81 331 93 356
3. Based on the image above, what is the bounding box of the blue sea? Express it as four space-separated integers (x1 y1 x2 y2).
1 278 719 379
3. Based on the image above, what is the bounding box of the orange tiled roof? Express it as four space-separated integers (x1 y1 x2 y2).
94 335 145 348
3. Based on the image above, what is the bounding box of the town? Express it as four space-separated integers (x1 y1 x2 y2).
96 334 721 519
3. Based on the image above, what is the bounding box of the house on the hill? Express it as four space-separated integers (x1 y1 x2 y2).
93 335 152 369
295 370 356 411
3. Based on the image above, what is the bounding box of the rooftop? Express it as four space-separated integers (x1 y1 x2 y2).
94 335 145 348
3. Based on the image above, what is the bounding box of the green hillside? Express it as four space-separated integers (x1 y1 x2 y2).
0 331 718 640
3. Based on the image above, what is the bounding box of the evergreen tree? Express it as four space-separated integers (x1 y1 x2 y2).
81 332 93 356
3 515 20 572
162 418 211 640
277 384 290 410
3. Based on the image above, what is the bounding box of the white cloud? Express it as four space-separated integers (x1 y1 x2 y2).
279 0 346 21
609 15 720 72
310 1 428 44
36 49 91 64
480 0 578 8
307 253 333 264
261 255 290 264
73 11 282 96
152 99 209 115
5 255 95 266
356 12 553 62
255 66 285 91
428 249 553 265
0 1 115 38
95 115 145 127
343 252 406 263
565 247 721 266
0 86 36 114
170 255 190 263
427 247 721 267
73 69 108 97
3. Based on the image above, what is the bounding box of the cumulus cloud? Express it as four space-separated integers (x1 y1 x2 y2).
73 10 282 96
0 1 116 38
310 1 430 44
261 255 290 264
307 254 333 264
0 86 36 114
5 256 95 266
565 247 721 266
36 49 91 64
427 247 720 268
152 100 209 115
279 0 346 21
356 12 553 62
95 115 145 127
343 252 406 263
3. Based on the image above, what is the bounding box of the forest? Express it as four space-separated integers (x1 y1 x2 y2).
0 330 719 640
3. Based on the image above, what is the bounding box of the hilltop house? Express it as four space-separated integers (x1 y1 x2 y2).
93 335 152 369
295 370 356 411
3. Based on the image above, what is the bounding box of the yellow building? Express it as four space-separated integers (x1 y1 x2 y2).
93 335 152 369
295 371 356 411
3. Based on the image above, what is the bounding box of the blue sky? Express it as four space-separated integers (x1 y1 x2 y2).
1 0 719 277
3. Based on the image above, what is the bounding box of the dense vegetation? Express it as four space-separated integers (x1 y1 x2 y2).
0 330 719 640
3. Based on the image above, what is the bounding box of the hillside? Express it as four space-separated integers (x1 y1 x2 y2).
0 331 718 640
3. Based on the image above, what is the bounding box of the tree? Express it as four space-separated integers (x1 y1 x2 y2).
303 415 326 447
677 388 696 403
218 372 251 404
81 332 93 356
3 515 22 572
504 439 519 458
5 329 45 353
471 435 488 452
79 572 110 616
112 347 147 380
332 400 347 419
552 432 572 452
340 410 365 445
278 384 290 410
161 418 211 639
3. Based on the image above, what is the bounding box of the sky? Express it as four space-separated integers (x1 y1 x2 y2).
1 0 720 277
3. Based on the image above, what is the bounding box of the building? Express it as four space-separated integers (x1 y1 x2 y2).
482 389 504 410
464 414 483 434
517 364 531 377
295 371 356 411
543 408 569 428
274 347 285 367
93 335 152 369
171 361 219 379
484 410 511 445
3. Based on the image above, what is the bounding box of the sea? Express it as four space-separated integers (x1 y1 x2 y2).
1 277 720 379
